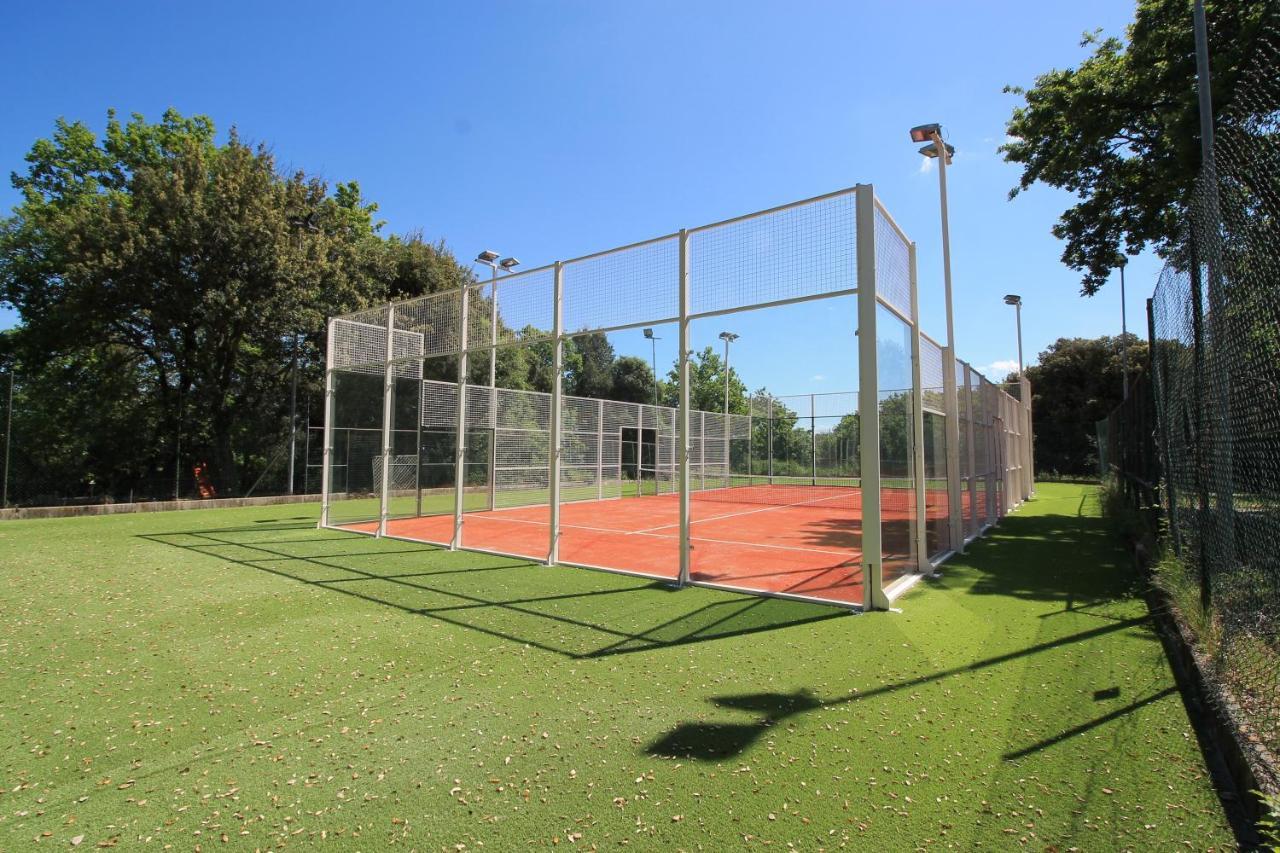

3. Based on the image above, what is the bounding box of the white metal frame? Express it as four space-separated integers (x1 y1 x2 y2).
319 182 1035 612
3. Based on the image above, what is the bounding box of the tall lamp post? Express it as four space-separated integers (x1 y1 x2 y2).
1117 256 1129 400
910 122 964 551
643 328 661 407
1003 294 1023 375
475 250 521 391
718 331 738 485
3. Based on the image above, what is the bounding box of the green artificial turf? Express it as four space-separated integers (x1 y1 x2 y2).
0 483 1235 848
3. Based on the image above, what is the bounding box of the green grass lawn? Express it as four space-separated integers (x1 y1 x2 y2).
0 483 1235 848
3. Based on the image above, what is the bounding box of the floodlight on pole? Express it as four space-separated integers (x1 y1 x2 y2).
717 332 739 415
911 120 963 552
1117 255 1129 400
1003 294 1024 376
643 328 660 406
476 250 519 396
718 331 739 487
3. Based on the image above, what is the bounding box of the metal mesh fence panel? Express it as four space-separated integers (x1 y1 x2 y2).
1099 10 1280 770
873 203 913 321
320 184 1032 611
562 237 680 333
688 190 857 316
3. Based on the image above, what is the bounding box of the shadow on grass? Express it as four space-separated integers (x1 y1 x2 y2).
650 495 1167 762
138 521 846 660
955 494 1144 610
647 614 1151 760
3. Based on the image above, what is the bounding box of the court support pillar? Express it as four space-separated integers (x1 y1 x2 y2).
596 398 605 500
908 242 930 574
1020 375 1033 500
810 394 817 485
548 262 564 565
942 342 963 553
677 228 692 587
320 318 336 528
767 397 774 483
855 184 889 611
378 305 396 537
415 367 424 519
963 363 978 530
452 286 470 549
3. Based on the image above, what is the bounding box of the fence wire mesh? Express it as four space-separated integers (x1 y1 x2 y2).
321 185 1034 611
1102 11 1280 771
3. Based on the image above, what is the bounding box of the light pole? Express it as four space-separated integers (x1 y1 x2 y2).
1117 256 1129 400
475 251 521 391
910 122 964 551
475 251 518 513
1003 294 1023 375
718 331 738 485
643 328 661 407
717 332 738 416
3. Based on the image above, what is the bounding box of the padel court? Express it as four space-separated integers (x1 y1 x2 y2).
321 184 1032 611
340 479 970 608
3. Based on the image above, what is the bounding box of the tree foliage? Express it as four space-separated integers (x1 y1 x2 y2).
1017 334 1147 475
1001 0 1271 294
0 109 473 498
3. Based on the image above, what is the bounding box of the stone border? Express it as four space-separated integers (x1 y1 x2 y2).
1145 582 1278 841
0 493 325 520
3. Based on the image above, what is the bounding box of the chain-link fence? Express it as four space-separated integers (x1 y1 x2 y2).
1101 6 1280 774
0 369 320 507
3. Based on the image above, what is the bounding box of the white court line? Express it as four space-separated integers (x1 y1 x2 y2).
468 509 856 558
632 490 858 534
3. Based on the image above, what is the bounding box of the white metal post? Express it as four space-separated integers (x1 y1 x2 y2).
767 397 774 483
597 397 605 500
855 185 889 610
677 229 692 587
942 346 963 553
722 337 731 486
378 306 397 537
319 318 336 528
1021 375 1034 498
908 242 930 573
699 411 706 490
810 394 818 485
964 364 978 535
931 131 964 557
547 262 564 565
451 287 470 549
489 272 499 511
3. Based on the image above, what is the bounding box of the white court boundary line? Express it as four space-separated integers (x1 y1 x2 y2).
448 500 860 559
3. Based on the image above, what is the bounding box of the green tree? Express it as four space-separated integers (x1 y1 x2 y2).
0 109 471 497
1001 0 1270 293
1018 334 1147 475
568 332 615 399
663 346 748 414
609 356 656 405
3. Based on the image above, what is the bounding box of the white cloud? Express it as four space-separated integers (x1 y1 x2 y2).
809 374 826 382
980 359 1021 377
917 156 934 175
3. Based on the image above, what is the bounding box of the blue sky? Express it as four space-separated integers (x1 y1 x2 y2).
0 1 1153 396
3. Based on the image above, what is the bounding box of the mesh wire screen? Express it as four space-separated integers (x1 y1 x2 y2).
321 183 1033 612
391 291 461 358
562 237 680 333
873 204 913 320
465 268 557 350
921 336 946 412
689 190 857 316
1135 12 1280 760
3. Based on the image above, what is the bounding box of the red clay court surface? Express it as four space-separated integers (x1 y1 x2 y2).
341 484 966 608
